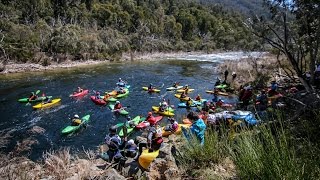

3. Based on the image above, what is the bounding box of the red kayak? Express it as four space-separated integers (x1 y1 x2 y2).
90 96 106 105
135 116 163 129
70 90 89 97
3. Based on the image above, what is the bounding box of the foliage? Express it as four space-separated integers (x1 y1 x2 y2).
0 0 257 63
177 117 320 179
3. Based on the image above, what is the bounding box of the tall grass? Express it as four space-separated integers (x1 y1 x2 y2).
176 128 230 171
177 120 320 179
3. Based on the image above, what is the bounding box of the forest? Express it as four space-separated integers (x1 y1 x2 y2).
0 0 258 65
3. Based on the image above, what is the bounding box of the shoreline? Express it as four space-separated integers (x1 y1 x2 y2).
0 51 268 74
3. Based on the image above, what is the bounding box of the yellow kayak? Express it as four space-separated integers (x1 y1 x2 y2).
162 124 191 137
138 149 160 169
152 106 174 116
142 87 161 93
205 90 229 96
174 94 191 101
106 90 117 96
33 98 61 109
176 89 194 93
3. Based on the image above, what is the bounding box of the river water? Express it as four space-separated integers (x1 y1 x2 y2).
0 52 261 160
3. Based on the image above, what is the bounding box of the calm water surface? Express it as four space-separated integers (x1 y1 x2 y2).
0 58 240 159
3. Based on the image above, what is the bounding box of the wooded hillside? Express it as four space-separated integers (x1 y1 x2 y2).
0 0 258 64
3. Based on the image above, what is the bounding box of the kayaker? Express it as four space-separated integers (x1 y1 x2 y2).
216 99 224 107
232 71 237 81
72 114 82 126
256 90 268 111
180 91 187 98
224 69 229 82
215 77 221 86
43 96 52 104
95 92 101 99
159 98 168 112
212 90 218 102
77 87 83 93
114 101 123 110
182 111 206 145
240 86 253 109
146 112 156 124
148 83 154 91
195 94 201 101
117 87 126 94
173 82 179 88
123 139 138 158
104 126 123 162
103 93 111 101
29 92 38 101
183 84 189 92
269 80 279 96
186 97 193 107
118 78 126 85
164 118 178 132
138 121 163 156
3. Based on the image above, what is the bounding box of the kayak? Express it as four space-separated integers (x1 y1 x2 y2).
174 94 191 101
18 96 53 103
90 96 106 105
106 90 117 96
151 106 174 113
100 96 117 102
135 116 163 129
176 89 194 93
142 87 161 93
138 149 160 169
215 84 228 89
70 90 89 97
61 115 90 134
166 86 183 91
116 89 129 98
162 124 191 137
152 106 174 116
178 102 198 108
109 104 129 115
33 98 61 109
206 90 229 96
119 116 146 136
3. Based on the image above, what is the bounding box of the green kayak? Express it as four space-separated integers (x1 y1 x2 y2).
61 115 90 134
109 104 129 115
116 88 129 98
118 116 146 137
18 96 53 103
99 96 117 102
215 84 228 89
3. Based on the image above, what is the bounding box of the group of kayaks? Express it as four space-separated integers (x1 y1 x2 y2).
17 81 236 169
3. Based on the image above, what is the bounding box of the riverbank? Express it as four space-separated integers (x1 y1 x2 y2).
1 51 268 74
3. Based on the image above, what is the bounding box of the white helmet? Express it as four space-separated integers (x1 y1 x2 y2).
127 139 135 145
116 101 120 104
74 114 79 118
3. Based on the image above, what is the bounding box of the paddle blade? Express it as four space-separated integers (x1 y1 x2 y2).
36 90 40 94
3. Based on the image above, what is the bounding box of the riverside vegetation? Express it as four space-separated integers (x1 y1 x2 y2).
0 0 258 69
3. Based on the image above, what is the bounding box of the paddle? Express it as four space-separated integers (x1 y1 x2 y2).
26 90 41 106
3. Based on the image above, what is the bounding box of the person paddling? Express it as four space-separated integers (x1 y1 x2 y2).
72 114 82 126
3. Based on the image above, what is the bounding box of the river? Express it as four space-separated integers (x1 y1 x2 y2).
0 52 261 160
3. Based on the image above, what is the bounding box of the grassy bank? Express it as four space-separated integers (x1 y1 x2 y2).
177 118 320 179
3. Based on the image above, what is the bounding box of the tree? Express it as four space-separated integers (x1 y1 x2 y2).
246 0 320 92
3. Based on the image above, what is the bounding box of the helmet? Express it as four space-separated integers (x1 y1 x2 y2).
109 126 117 133
97 92 100 95
74 114 79 118
116 101 120 104
150 83 153 86
148 112 152 116
78 87 80 88
127 139 134 145
119 78 122 80
185 84 188 87
127 116 131 120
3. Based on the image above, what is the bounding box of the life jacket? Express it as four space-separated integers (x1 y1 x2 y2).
171 122 178 132
152 127 163 144
114 103 122 109
72 119 82 125
147 116 156 124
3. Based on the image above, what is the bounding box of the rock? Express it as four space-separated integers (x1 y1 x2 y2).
27 126 46 135
0 62 5 72
135 136 147 143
